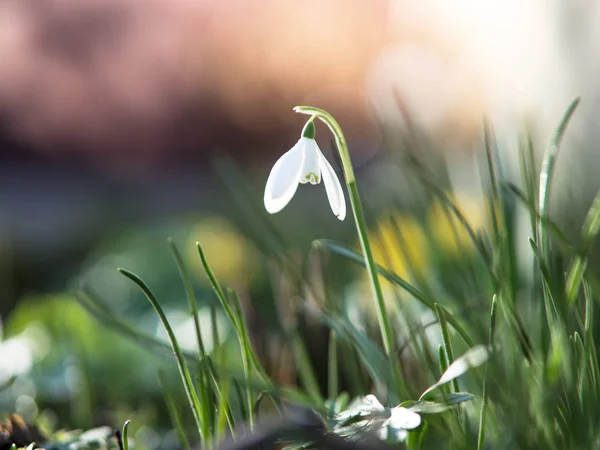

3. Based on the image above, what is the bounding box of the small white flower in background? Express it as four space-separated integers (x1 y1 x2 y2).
334 395 421 443
378 405 422 442
264 120 346 220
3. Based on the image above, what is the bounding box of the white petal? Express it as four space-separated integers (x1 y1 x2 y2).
335 395 384 422
437 345 489 385
377 424 409 442
360 394 385 412
388 407 421 430
420 345 489 399
300 139 321 185
316 145 346 220
264 139 305 214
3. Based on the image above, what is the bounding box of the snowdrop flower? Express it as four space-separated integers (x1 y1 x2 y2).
377 405 422 442
334 395 421 443
264 120 346 220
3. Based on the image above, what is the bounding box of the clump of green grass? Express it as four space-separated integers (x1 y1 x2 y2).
75 97 600 450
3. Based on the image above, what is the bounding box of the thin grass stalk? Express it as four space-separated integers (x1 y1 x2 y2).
121 420 131 450
226 289 254 431
436 345 450 397
435 304 460 394
169 238 215 437
118 268 207 446
313 239 474 347
159 372 192 450
504 183 573 252
289 328 325 404
483 119 501 239
328 329 338 400
168 238 207 358
197 242 271 429
227 288 271 384
215 379 232 443
477 296 497 450
566 191 600 306
538 98 580 260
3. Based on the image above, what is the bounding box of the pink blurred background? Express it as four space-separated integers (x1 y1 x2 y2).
1 0 600 313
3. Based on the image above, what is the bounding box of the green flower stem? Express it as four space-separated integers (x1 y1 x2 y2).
294 106 395 362
122 420 132 450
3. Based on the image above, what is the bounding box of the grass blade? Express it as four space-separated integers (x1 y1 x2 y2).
159 373 192 450
313 239 473 347
477 296 497 450
169 238 207 358
121 420 132 450
566 192 600 306
328 329 338 400
118 268 207 445
435 304 460 394
538 97 580 259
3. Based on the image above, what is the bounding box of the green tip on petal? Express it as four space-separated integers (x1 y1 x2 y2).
302 119 316 139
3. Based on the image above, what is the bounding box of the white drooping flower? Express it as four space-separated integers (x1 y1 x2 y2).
334 395 421 443
264 120 346 220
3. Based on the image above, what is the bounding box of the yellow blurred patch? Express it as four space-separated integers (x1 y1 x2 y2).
370 213 428 282
186 217 258 287
427 192 488 255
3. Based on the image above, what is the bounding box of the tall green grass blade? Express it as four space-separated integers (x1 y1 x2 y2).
477 296 497 450
313 307 393 396
198 243 270 382
313 239 473 347
169 238 207 358
227 288 271 384
437 345 450 396
159 373 191 450
253 391 283 417
197 243 237 329
233 379 248 423
121 420 132 450
340 343 368 395
327 329 338 400
518 129 540 237
225 289 254 430
289 328 324 404
529 238 560 319
504 183 574 253
210 305 220 360
581 191 600 251
566 191 600 306
435 304 460 394
215 376 233 443
538 98 580 260
572 332 585 401
483 120 501 239
197 242 275 429
118 268 207 445
169 238 217 439
583 281 600 397
407 159 495 274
